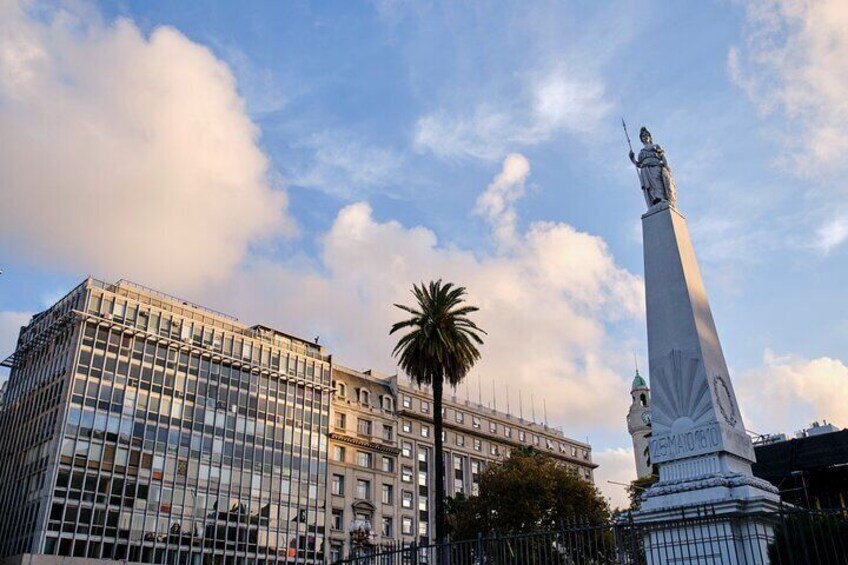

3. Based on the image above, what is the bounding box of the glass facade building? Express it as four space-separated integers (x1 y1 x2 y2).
0 279 331 564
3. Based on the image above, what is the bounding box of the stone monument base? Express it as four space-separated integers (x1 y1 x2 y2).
633 463 781 565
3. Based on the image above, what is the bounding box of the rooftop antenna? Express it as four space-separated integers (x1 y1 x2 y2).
478 374 482 406
634 354 640 375
506 383 511 416
519 389 524 420
543 398 548 428
531 393 537 423
492 379 497 412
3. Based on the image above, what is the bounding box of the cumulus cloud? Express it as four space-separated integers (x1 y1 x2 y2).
0 1 291 290
474 153 530 249
202 154 643 434
736 349 848 436
414 72 610 161
730 0 848 170
593 447 637 511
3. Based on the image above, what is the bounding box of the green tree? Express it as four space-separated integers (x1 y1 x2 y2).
390 280 485 546
447 447 611 539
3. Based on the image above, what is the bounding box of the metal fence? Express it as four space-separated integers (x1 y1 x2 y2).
332 505 848 565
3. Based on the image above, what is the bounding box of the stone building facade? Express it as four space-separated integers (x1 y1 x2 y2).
328 368 597 559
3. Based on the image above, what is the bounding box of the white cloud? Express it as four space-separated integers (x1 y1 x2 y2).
814 215 848 254
414 71 610 161
288 131 404 198
0 1 291 291
593 447 637 511
201 154 643 435
737 349 848 437
474 153 530 249
730 0 848 170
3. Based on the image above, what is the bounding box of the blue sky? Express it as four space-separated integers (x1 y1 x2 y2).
2 0 848 507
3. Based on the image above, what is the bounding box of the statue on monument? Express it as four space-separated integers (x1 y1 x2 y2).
624 124 677 209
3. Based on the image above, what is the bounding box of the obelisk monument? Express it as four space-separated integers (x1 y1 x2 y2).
628 126 779 563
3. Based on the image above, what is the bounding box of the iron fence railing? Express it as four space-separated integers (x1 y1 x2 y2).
333 505 848 565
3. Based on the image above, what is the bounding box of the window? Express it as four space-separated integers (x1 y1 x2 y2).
382 484 393 505
584 468 591 479
455 411 464 423
336 382 346 398
504 426 512 438
418 495 428 511
402 491 413 509
357 418 372 436
420 425 430 438
473 439 481 451
571 446 578 457
546 438 554 450
402 441 413 458
382 395 394 411
356 479 371 500
402 395 412 409
330 544 343 562
402 420 412 433
359 389 370 406
401 466 413 483
332 474 345 496
381 456 394 473
583 450 590 460
419 521 428 536
518 430 526 441
383 424 394 441
456 434 465 447
335 412 347 430
533 435 540 446
489 422 497 433
490 444 500 456
357 451 373 468
421 400 430 413
382 516 393 537
331 508 344 530
472 417 481 429
333 446 346 462
402 516 413 535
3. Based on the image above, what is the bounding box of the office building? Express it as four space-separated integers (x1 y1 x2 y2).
327 368 597 558
0 278 332 563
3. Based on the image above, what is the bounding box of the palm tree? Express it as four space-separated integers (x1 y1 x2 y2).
391 280 485 547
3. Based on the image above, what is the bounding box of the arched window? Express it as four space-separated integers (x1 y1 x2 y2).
336 382 346 398
360 389 370 406
382 395 394 412
639 393 647 407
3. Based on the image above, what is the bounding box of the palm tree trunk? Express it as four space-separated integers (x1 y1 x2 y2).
432 374 447 548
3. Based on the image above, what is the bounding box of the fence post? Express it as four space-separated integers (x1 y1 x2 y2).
476 532 483 565
410 540 418 565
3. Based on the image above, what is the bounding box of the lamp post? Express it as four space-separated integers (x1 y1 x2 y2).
348 517 372 559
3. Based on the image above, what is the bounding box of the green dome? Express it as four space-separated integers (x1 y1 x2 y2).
631 370 647 389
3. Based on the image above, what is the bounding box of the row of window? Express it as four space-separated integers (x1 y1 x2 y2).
399 405 591 460
331 446 395 473
333 412 393 441
334 382 394 412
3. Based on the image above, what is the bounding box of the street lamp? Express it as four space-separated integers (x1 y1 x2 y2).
349 517 373 558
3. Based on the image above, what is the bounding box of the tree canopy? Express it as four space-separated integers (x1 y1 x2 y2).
447 447 610 541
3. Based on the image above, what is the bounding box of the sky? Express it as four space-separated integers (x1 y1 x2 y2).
2 0 848 510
